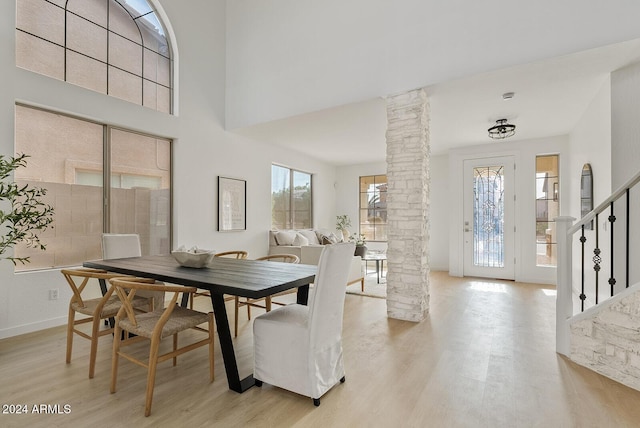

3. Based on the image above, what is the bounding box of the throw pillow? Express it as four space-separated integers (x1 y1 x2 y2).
275 230 296 246
315 229 334 243
292 232 309 246
299 229 320 245
320 232 339 245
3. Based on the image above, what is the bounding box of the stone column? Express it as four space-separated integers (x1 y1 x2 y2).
385 88 430 322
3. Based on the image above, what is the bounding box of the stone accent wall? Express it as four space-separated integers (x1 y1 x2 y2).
385 88 430 322
571 285 640 391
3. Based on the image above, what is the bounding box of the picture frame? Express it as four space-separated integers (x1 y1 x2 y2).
218 176 246 231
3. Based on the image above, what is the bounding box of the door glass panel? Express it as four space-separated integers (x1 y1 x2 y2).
473 166 505 267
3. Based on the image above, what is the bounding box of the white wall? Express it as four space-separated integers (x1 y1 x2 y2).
0 0 336 339
448 136 570 285
426 154 450 271
612 62 640 189
569 78 611 215
226 0 640 129
610 62 640 289
567 78 612 303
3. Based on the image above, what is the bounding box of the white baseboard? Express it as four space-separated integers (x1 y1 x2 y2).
0 316 67 340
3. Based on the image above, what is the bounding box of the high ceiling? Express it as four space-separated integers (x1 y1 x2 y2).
233 39 640 166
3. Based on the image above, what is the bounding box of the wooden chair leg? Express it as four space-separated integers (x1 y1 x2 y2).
173 333 178 366
361 278 365 292
110 324 122 394
66 307 75 364
145 336 161 417
88 316 101 379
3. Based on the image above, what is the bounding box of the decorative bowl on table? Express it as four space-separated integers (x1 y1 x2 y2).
171 248 215 268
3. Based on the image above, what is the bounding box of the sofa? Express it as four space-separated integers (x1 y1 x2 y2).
268 229 364 290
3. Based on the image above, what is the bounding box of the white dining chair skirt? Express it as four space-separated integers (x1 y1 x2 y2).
253 242 355 400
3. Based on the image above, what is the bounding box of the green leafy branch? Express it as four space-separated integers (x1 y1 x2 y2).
0 154 54 265
336 214 352 231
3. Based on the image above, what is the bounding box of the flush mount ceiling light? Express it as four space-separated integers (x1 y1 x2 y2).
502 91 515 100
488 118 516 140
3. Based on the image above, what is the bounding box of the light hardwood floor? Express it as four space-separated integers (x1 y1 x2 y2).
2 271 640 427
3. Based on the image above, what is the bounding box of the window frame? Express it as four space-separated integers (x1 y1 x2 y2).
15 0 174 113
14 103 173 272
535 154 560 267
271 164 313 230
358 174 388 242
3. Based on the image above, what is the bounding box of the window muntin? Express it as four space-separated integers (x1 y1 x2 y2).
536 155 559 267
16 0 172 113
14 104 171 271
359 175 387 242
271 165 312 230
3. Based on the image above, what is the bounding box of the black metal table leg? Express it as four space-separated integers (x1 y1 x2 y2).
210 292 254 393
296 284 309 305
209 285 310 393
180 292 190 307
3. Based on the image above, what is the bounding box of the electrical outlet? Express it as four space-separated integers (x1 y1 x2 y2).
49 289 58 300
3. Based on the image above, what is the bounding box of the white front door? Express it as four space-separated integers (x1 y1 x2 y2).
463 156 515 280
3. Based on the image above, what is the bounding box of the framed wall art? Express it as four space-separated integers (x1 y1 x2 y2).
218 176 246 231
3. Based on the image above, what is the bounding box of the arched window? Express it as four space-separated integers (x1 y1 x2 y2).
16 0 173 113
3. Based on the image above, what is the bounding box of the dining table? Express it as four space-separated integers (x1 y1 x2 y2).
83 254 317 393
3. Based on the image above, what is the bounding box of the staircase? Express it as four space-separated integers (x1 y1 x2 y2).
556 170 640 391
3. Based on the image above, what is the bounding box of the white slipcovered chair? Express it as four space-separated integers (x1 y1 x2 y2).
102 233 145 260
253 242 355 406
102 233 164 309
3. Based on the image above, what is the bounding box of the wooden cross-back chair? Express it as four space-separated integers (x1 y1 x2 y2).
101 233 165 309
110 278 215 417
189 250 249 311
233 254 300 337
62 268 154 378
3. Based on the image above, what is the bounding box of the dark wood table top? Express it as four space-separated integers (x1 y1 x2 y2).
84 254 317 299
